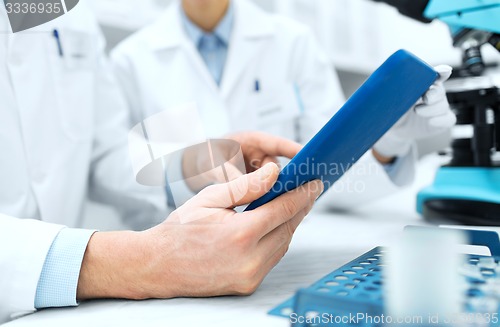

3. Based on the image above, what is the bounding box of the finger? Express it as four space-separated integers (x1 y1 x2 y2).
414 65 451 111
261 156 280 168
199 161 244 185
255 203 312 258
245 155 279 172
428 112 457 129
257 219 308 281
422 84 447 105
197 162 280 209
254 241 291 283
247 132 303 159
209 140 246 176
222 161 245 181
415 99 449 118
243 179 323 238
434 65 452 83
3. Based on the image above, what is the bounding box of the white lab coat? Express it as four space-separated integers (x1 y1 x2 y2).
0 4 167 323
111 0 416 210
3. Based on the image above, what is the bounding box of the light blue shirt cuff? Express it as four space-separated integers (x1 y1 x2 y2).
381 144 417 187
35 228 96 309
383 156 404 180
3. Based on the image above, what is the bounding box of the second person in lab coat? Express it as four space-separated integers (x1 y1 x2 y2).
111 0 456 209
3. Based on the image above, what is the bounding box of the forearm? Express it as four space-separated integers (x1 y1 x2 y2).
75 164 319 304
77 231 153 301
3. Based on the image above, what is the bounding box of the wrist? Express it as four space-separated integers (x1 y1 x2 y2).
77 231 153 301
372 149 396 165
374 135 412 159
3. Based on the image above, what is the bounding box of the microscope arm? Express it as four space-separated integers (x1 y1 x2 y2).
371 0 431 23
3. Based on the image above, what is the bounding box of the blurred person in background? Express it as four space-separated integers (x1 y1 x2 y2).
0 2 321 322
111 0 456 210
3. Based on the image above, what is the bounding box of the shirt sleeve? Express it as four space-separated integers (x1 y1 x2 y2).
34 228 96 309
89 26 169 231
383 158 403 179
381 144 418 187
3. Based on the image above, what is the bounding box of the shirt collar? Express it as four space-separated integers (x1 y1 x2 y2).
180 2 234 47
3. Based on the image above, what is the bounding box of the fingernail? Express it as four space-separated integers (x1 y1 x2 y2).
258 162 276 180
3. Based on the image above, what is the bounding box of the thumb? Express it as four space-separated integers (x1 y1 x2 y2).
434 65 452 83
199 162 280 208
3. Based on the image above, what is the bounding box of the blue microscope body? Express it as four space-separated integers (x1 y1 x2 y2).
415 0 500 225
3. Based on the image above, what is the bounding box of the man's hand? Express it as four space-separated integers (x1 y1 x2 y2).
226 131 303 172
373 65 456 162
77 163 323 300
182 132 303 192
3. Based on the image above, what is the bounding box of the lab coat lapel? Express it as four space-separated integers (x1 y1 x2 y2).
182 40 220 94
149 3 219 94
220 0 274 99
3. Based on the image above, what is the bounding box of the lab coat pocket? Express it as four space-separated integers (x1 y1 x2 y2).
48 29 97 141
252 84 302 129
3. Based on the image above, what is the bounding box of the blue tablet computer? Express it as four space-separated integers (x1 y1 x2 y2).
245 49 438 211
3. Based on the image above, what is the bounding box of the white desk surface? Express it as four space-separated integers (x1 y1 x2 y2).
6 156 447 327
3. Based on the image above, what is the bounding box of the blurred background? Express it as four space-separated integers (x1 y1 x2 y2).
87 0 466 90
82 0 498 229
87 0 471 153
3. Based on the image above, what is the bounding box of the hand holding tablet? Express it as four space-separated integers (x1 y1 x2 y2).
246 50 439 211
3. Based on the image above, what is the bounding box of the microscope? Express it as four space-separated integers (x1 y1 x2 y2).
374 0 500 226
